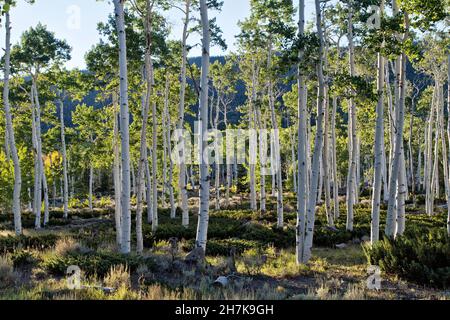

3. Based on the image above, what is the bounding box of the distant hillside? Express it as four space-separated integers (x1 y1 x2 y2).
60 56 430 129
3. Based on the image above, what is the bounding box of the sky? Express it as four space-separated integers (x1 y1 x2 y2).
6 0 315 70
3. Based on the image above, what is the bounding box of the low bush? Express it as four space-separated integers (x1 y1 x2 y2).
41 250 157 278
183 238 261 256
0 234 60 253
363 226 450 288
0 255 16 289
11 250 39 268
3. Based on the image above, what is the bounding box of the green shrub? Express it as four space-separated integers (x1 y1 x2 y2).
0 234 60 253
41 250 157 277
363 226 450 288
11 250 39 268
183 238 261 256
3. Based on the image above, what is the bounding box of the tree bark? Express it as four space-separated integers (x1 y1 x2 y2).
386 10 409 238
177 0 190 227
371 0 385 244
3 12 22 235
112 92 122 248
331 96 339 219
302 0 326 263
113 0 131 254
296 0 308 265
346 4 357 231
195 0 211 251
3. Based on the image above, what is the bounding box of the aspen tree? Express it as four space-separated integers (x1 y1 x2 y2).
194 0 211 250
113 0 132 253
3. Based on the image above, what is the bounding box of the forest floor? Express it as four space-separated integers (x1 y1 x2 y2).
0 194 448 300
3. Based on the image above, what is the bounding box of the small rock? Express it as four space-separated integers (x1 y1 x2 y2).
361 235 370 242
213 276 229 287
335 243 347 249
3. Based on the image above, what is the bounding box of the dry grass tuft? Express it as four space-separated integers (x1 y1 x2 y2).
0 255 17 289
103 265 130 289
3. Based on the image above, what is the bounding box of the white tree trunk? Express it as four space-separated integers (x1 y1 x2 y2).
58 98 69 219
214 91 221 210
346 5 357 231
386 11 409 238
163 75 176 218
136 4 154 253
112 93 122 248
267 40 283 228
296 0 308 265
371 3 385 243
331 96 339 219
225 104 232 208
145 154 153 223
302 0 326 263
323 85 333 226
395 143 407 237
195 0 211 251
178 0 190 227
425 86 436 215
114 0 131 254
89 162 94 210
31 80 43 229
3 12 22 235
249 61 258 211
447 53 450 236
151 100 158 232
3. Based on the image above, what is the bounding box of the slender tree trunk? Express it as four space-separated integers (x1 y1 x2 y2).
42 157 49 225
112 93 122 248
331 96 339 219
302 0 326 263
89 161 94 210
131 162 136 197
257 108 266 213
290 131 297 194
151 100 158 232
163 74 176 219
371 1 385 243
145 153 153 223
28 187 32 212
296 0 307 264
31 96 41 229
249 60 258 211
178 0 190 227
323 85 333 226
214 90 221 210
425 86 436 215
31 80 44 229
395 143 407 237
386 11 409 238
136 3 154 252
346 4 357 231
31 81 49 226
225 105 232 208
114 0 131 254
3 12 22 235
447 52 450 235
267 39 283 227
195 0 211 251
382 136 389 202
409 99 415 195
58 98 69 219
